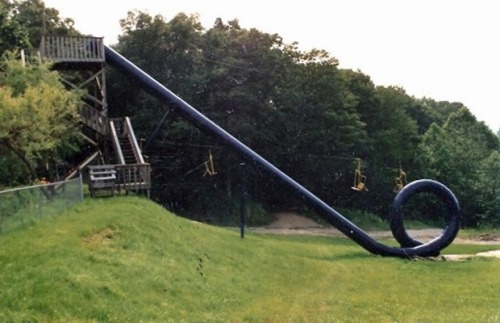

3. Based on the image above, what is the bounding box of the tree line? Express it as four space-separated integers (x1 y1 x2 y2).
1 1 498 227
0 0 82 185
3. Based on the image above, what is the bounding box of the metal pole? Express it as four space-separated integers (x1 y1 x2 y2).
239 163 247 239
38 187 43 220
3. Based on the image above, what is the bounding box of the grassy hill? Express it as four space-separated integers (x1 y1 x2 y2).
0 196 498 322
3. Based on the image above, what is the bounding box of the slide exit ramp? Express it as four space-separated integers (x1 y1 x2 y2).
105 46 461 258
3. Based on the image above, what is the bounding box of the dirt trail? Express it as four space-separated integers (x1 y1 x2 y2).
249 212 500 245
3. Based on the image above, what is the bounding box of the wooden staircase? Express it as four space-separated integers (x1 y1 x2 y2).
111 118 139 164
109 117 145 165
120 136 136 164
39 36 151 197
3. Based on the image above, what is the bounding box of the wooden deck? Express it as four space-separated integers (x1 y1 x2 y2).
88 164 151 197
40 36 105 63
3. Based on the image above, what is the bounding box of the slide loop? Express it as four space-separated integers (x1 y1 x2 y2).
389 179 461 249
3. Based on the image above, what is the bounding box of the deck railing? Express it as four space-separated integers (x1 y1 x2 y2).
115 164 151 192
79 105 109 135
40 36 105 63
87 164 151 197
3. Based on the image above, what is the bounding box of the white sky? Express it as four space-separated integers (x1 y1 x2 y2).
44 0 499 131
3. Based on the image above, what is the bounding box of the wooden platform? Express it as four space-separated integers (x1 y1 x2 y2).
40 36 105 63
88 164 151 197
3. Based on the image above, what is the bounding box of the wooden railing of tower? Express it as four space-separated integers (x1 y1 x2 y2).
78 105 109 135
40 36 105 62
40 36 108 135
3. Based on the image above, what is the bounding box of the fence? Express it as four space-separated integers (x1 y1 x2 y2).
0 176 84 235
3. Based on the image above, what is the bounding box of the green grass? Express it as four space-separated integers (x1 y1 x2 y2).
0 197 498 322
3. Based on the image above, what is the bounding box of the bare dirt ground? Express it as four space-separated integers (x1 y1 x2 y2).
249 212 500 245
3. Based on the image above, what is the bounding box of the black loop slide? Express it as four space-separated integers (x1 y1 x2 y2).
389 179 461 249
105 46 462 258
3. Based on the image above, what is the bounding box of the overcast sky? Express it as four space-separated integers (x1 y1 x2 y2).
44 0 499 131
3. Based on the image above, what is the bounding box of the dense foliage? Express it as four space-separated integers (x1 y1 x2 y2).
108 11 499 227
1 0 78 54
1 1 498 227
0 54 82 183
0 1 82 185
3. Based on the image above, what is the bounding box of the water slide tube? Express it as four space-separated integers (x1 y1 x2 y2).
104 46 460 258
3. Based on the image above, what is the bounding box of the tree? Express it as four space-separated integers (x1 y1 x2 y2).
340 81 420 214
110 11 204 127
372 86 420 164
0 0 30 54
195 19 301 208
0 53 82 183
475 151 500 227
1 0 78 55
409 98 464 134
419 108 500 226
106 9 496 227
15 0 79 48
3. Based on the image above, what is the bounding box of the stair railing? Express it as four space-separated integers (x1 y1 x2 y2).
123 117 145 164
109 120 125 164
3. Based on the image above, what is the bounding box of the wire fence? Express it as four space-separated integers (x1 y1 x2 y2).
0 175 84 235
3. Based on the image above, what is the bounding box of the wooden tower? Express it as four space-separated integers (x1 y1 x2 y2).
39 36 151 196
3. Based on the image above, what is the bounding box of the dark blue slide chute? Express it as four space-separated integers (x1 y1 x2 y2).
105 46 461 258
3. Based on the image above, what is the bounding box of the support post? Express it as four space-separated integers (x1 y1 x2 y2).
239 162 247 239
38 187 43 220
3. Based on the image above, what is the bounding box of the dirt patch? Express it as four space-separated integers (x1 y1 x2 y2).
475 233 500 241
265 213 324 229
82 227 118 248
250 213 500 245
